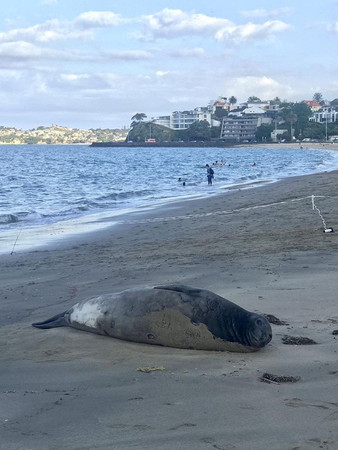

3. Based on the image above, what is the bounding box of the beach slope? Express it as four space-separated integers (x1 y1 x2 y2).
0 170 337 449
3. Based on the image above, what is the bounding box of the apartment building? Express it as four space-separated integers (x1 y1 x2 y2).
220 117 259 141
170 108 212 130
220 107 271 141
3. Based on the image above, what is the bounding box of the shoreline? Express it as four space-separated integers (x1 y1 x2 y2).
0 178 276 256
1 160 338 449
90 141 338 150
2 143 338 255
0 170 331 256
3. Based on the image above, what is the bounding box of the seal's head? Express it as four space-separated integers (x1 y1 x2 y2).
243 313 272 348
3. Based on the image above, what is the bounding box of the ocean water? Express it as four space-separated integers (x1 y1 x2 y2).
1 144 338 253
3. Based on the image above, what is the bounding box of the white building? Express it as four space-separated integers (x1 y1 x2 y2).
153 116 171 128
271 129 288 142
309 107 338 123
246 101 270 109
154 107 214 130
241 106 268 116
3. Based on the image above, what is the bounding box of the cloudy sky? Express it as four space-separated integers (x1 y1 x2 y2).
0 0 337 129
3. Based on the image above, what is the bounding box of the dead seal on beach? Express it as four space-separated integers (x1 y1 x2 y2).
32 284 272 352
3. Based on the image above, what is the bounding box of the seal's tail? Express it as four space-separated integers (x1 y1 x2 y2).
32 311 68 329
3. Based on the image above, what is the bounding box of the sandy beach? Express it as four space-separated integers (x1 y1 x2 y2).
1 165 338 449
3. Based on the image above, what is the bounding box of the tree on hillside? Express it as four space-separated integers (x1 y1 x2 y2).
302 121 338 140
286 113 297 141
229 96 237 106
130 113 147 128
292 103 312 138
270 97 281 105
280 101 293 109
302 122 325 140
313 92 325 105
183 120 211 141
127 121 177 142
255 123 274 142
279 102 294 120
214 108 228 120
247 96 261 103
279 102 312 140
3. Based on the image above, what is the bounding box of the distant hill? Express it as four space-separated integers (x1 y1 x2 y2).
0 124 129 145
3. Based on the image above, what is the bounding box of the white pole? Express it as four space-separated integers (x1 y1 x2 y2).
326 111 328 142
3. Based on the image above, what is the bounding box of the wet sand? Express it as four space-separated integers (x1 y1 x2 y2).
1 168 338 449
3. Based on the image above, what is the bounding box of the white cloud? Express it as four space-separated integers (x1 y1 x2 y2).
136 74 152 82
169 47 205 58
0 41 91 65
0 41 44 58
326 22 338 33
168 96 191 104
13 71 125 97
240 7 292 19
138 8 290 44
230 76 294 101
0 11 125 45
0 41 68 60
57 73 106 90
60 73 90 82
0 8 290 57
74 11 125 29
308 20 338 34
139 8 233 40
0 19 93 43
216 20 290 43
103 50 153 61
156 70 170 77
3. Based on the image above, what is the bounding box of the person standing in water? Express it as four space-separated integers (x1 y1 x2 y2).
206 164 214 185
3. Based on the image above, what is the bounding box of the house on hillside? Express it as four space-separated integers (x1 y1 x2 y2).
330 98 338 109
212 97 231 113
303 100 322 112
309 106 338 123
246 100 270 110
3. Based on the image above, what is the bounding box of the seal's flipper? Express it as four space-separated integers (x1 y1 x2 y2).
32 311 68 329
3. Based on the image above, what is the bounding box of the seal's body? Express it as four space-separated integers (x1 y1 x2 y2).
32 285 272 352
